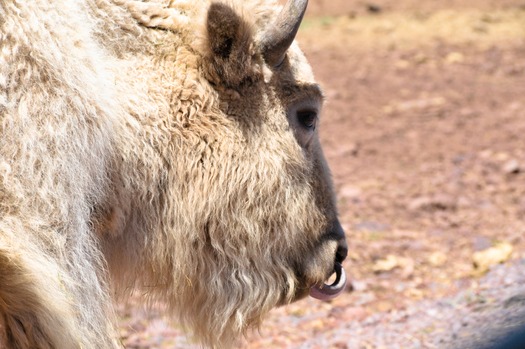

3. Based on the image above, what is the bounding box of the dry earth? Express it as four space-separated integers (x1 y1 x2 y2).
118 1 525 348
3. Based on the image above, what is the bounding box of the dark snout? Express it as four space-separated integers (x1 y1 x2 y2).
332 219 348 264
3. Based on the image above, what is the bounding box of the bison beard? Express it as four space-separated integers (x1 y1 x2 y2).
0 0 348 348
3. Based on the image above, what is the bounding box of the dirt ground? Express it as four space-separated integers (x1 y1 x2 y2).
118 1 525 348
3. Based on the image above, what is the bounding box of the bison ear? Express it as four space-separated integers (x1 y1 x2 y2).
204 3 255 87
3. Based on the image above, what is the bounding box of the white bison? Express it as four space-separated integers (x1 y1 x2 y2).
0 0 348 347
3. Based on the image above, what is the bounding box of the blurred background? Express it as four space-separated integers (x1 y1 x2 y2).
120 1 525 347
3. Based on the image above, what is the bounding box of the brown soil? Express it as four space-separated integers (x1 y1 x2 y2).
119 1 525 348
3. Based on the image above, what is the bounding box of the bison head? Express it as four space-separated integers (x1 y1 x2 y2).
120 0 348 346
174 0 346 343
200 0 347 300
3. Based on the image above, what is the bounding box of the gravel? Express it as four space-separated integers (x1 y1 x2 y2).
295 258 525 349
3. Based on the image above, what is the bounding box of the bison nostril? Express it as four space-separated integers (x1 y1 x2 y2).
335 240 348 264
331 220 348 264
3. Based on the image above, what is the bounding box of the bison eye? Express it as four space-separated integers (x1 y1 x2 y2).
297 110 317 131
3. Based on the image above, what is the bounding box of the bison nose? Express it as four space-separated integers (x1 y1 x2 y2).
333 220 348 264
336 238 348 264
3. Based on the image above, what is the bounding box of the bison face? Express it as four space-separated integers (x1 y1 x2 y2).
197 0 347 303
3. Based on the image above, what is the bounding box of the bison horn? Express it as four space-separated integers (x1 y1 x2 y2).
260 0 308 67
309 262 347 301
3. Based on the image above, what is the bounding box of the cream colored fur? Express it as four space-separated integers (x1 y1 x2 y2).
0 0 340 348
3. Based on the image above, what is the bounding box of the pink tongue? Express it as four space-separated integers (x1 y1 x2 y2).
309 263 347 301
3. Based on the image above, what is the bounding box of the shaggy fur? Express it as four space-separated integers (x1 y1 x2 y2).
0 0 344 347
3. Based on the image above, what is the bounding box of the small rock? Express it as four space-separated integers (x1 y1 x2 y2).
340 184 362 200
373 255 400 273
376 300 394 312
395 59 410 70
351 280 368 292
445 52 465 64
503 159 521 174
366 3 382 13
496 152 510 161
406 288 424 300
373 254 414 276
408 195 456 211
504 294 525 308
428 251 448 267
473 242 514 274
331 341 349 349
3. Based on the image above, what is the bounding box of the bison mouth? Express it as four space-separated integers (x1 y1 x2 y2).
309 262 347 301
